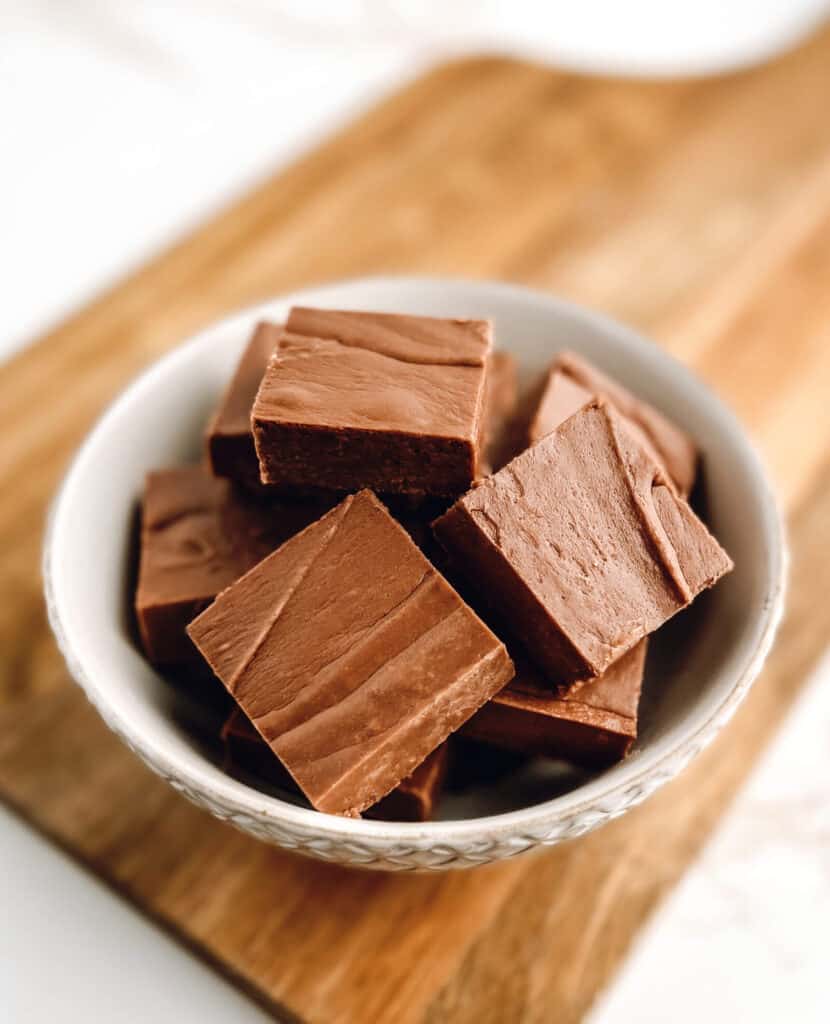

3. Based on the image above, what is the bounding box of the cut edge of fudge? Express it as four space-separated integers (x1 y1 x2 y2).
462 640 647 769
221 706 449 821
365 742 449 822
187 489 514 817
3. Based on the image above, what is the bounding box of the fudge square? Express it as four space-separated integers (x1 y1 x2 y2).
187 489 514 816
251 307 493 496
134 466 325 665
434 400 732 685
528 350 698 496
207 321 281 486
462 640 647 769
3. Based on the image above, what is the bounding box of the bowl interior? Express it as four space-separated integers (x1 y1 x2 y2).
47 277 783 833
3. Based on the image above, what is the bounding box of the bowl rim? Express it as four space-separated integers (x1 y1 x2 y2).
43 274 788 845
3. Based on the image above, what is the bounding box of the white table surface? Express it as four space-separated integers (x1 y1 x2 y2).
589 655 830 1024
0 805 272 1023
3 5 829 1021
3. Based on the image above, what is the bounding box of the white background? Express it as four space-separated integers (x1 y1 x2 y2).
2 4 829 1021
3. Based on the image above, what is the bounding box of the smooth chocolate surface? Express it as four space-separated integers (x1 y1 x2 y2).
134 466 324 665
187 489 514 816
528 351 698 496
434 400 732 685
207 321 281 486
462 640 647 768
221 708 448 821
251 309 492 496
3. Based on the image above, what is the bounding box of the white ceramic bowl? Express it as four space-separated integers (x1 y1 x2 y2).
44 276 786 871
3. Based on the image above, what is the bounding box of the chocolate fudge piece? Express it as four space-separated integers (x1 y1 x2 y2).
462 640 647 769
528 351 698 496
135 466 326 665
481 350 518 475
187 489 514 816
251 308 492 496
221 707 448 821
434 400 732 685
207 321 281 486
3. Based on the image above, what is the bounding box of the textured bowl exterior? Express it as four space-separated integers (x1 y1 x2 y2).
43 552 785 870
43 277 787 872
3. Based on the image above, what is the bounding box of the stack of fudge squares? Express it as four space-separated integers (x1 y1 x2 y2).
134 308 733 820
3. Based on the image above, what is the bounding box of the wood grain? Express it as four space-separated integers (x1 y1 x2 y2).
3 28 830 1023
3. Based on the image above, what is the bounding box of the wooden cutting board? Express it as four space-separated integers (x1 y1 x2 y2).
4 27 830 1023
